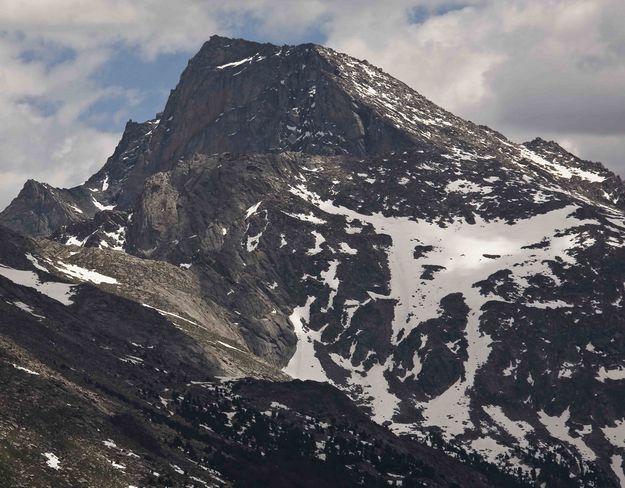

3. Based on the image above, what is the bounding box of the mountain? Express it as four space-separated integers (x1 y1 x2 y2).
2 35 625 487
0 227 516 487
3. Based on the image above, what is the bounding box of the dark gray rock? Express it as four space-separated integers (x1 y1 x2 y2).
0 180 91 237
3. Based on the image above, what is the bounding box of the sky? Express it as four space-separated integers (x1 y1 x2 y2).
0 0 624 209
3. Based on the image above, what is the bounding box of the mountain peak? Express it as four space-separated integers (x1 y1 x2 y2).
196 34 323 60
524 137 571 155
522 136 617 184
192 35 275 68
5 37 624 234
0 179 88 237
137 37 492 175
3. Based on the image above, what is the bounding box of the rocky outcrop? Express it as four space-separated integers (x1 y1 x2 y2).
523 137 625 208
0 180 90 237
0 118 155 237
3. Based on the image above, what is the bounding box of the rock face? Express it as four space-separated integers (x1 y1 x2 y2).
146 36 417 163
2 35 625 487
0 180 90 237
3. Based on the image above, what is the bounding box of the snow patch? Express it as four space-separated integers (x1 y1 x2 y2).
65 235 87 247
611 455 625 487
91 197 115 211
11 300 45 319
217 54 259 70
43 452 60 470
54 261 118 285
245 201 262 219
339 242 358 255
306 230 325 255
596 366 625 382
319 260 339 313
11 363 40 375
288 182 594 435
483 405 533 448
445 179 487 194
0 264 74 305
603 419 625 449
521 148 606 183
24 255 48 273
282 211 326 225
142 304 207 331
283 297 330 382
101 174 109 191
538 408 595 460
215 340 247 354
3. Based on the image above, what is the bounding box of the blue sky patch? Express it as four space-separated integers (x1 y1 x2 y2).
86 46 192 130
407 3 468 24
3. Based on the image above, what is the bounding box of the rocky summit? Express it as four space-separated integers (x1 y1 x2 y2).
1 35 625 487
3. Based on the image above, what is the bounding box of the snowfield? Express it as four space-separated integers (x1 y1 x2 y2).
283 180 614 467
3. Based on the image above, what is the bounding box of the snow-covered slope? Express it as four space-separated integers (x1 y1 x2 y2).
270 150 625 482
0 226 517 487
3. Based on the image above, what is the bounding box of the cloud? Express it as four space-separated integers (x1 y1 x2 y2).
483 2 625 137
0 0 226 209
321 0 625 171
0 39 113 204
0 0 219 58
0 0 623 209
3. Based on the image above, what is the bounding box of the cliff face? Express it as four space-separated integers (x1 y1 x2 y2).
146 36 419 163
1 35 625 487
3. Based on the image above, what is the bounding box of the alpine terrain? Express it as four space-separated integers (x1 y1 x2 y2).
2 36 625 487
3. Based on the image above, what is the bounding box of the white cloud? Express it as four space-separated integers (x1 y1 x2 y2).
0 0 623 209
0 0 220 209
0 0 221 58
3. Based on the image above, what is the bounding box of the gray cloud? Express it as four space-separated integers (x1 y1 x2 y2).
481 2 625 137
0 0 623 209
322 0 625 171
